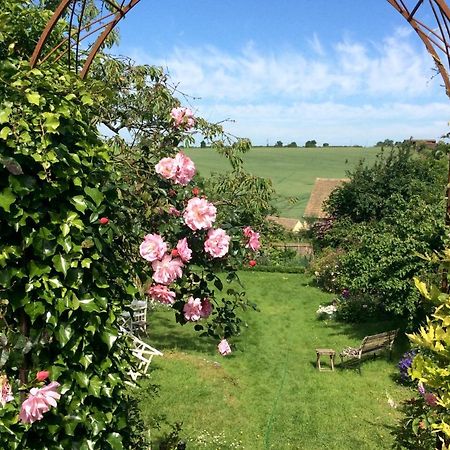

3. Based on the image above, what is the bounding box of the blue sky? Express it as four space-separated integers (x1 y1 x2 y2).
112 0 450 146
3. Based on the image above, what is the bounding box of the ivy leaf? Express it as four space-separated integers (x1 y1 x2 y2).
26 91 41 105
106 433 123 450
0 349 10 368
42 112 60 133
0 126 11 140
52 254 70 276
28 260 51 279
55 324 73 347
84 187 104 207
74 371 89 388
24 300 45 323
0 188 16 212
0 106 12 124
70 195 88 213
78 297 100 313
87 375 103 397
81 94 94 106
100 328 118 350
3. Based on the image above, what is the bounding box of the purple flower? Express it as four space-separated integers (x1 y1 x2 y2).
398 350 417 382
418 382 426 396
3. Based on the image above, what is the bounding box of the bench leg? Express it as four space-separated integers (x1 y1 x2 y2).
330 355 335 371
316 353 321 371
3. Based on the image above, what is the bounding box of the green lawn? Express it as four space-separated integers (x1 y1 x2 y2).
185 147 382 219
139 272 409 449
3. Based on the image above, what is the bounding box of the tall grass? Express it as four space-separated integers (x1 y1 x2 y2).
185 147 381 219
140 272 409 449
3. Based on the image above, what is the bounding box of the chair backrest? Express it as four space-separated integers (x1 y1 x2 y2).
360 329 398 355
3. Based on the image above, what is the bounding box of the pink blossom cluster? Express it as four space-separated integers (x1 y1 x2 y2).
218 339 232 356
0 375 13 407
204 228 230 258
183 197 217 231
170 107 195 129
155 151 196 186
19 381 61 424
183 297 213 321
243 226 261 251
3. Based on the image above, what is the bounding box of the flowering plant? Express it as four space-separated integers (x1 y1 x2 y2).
142 138 261 352
397 349 418 383
316 304 337 320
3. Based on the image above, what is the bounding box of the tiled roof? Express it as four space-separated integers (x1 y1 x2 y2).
303 178 350 219
266 216 301 231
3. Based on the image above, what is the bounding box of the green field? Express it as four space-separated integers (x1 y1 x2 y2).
185 147 382 219
140 272 408 449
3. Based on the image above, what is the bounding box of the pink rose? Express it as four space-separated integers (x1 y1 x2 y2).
155 152 196 186
0 375 13 407
204 228 230 258
183 197 217 231
36 371 49 382
139 234 167 262
155 157 177 181
152 255 184 285
200 298 213 318
173 152 196 186
171 107 195 129
176 238 192 263
218 339 231 356
183 297 203 321
243 226 261 251
147 284 176 305
19 381 61 424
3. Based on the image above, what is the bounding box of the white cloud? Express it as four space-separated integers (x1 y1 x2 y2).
125 27 448 145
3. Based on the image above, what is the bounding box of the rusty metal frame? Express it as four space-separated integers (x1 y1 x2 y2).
30 0 141 79
387 0 450 96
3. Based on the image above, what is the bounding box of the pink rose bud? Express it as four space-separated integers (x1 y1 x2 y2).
36 371 50 382
249 260 257 267
168 189 177 197
99 217 109 225
171 249 179 257
192 187 200 196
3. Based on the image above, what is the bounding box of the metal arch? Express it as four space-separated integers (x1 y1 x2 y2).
387 0 450 96
30 0 142 79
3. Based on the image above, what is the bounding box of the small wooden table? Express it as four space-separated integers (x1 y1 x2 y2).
315 348 336 372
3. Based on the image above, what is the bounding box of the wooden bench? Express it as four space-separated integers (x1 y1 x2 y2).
339 329 398 369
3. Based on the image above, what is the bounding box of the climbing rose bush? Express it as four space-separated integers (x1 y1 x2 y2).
141 146 260 350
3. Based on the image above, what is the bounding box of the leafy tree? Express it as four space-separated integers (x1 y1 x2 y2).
376 139 394 147
274 141 283 148
286 142 297 148
305 140 317 148
200 140 207 148
323 143 329 147
313 145 447 321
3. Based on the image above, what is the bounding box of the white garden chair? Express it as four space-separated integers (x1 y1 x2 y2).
120 299 148 335
119 326 163 381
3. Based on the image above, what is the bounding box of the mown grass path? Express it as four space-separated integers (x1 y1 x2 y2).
141 272 409 449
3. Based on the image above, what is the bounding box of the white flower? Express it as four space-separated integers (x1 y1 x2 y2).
316 305 337 315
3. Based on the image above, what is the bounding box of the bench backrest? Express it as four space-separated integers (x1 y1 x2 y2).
359 330 398 355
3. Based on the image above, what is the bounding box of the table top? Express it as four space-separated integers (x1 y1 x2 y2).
315 348 335 354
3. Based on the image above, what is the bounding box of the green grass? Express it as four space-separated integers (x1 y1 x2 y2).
139 272 409 449
185 146 381 219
